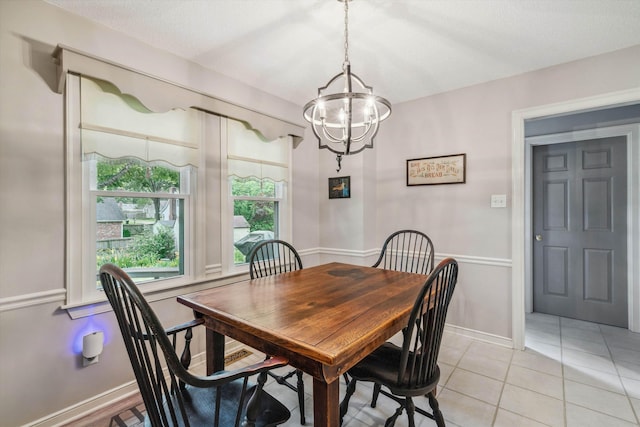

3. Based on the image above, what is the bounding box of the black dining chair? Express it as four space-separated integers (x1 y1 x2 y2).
248 239 307 425
372 229 435 275
363 229 436 398
100 263 291 427
339 258 459 427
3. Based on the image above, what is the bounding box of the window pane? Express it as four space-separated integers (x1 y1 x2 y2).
233 199 278 264
96 196 184 284
92 156 182 194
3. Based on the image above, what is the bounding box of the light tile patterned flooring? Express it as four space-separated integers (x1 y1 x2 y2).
235 313 640 426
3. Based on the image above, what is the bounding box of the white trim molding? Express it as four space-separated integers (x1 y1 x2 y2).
0 289 66 313
511 88 640 350
444 323 513 349
435 253 511 268
27 352 206 427
205 263 222 276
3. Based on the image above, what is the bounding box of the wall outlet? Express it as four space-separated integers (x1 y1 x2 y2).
491 194 507 208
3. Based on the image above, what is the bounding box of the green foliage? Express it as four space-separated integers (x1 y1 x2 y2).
97 158 180 193
131 227 177 261
232 177 276 232
234 248 246 264
234 200 275 232
96 158 180 221
96 226 178 270
232 178 275 197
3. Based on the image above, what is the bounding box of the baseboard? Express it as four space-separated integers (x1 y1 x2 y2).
26 352 207 427
444 323 513 348
26 326 509 425
26 381 141 427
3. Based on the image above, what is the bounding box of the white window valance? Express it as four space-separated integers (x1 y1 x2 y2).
54 44 305 144
227 119 289 182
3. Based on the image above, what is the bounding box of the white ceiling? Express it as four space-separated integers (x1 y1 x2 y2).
44 0 640 106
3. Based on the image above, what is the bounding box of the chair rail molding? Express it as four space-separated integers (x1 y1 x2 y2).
313 247 511 268
0 289 66 312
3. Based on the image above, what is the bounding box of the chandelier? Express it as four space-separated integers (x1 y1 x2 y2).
303 0 391 172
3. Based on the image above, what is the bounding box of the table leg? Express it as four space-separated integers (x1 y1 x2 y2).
313 378 340 426
205 328 225 375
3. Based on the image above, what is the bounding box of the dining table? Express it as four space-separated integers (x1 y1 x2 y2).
177 262 428 427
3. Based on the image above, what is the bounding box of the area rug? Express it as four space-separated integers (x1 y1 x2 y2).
109 403 145 427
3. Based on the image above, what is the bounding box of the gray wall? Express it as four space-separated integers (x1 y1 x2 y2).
525 103 640 136
1 0 639 425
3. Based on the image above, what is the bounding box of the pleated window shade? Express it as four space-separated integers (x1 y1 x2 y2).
80 77 200 167
227 118 289 183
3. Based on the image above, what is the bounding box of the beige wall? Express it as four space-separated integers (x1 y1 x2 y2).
0 1 313 425
1 0 639 425
372 45 640 339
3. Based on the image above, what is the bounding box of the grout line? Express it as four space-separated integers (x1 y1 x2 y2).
491 344 515 426
600 323 640 425
559 315 568 427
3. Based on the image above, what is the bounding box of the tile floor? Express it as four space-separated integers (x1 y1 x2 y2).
233 313 640 426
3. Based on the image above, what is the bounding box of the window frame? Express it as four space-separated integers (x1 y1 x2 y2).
64 73 204 313
220 118 293 275
63 73 294 317
230 181 283 266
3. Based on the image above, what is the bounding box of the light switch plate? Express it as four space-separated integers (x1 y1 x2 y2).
491 194 507 208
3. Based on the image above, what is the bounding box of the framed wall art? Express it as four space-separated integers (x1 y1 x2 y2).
328 176 351 199
406 153 466 186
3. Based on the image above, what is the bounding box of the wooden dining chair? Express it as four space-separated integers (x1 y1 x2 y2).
248 239 306 424
100 263 291 427
372 229 435 275
340 258 459 427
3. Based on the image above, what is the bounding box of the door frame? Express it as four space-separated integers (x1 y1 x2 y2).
511 88 640 350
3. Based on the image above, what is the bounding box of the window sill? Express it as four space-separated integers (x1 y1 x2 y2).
62 269 250 319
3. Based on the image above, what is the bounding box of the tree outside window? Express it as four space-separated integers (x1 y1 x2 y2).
93 157 186 282
231 177 282 264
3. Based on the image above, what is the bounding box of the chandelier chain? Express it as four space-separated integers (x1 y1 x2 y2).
343 0 349 68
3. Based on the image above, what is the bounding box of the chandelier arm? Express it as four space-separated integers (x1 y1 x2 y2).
319 123 347 144
347 119 374 143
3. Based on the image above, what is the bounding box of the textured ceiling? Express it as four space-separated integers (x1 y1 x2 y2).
44 0 640 106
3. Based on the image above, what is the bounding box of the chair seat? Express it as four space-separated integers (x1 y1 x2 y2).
146 380 290 427
348 342 440 397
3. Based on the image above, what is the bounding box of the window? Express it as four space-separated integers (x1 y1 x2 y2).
65 75 201 307
59 49 302 313
224 119 291 270
91 158 188 284
231 177 285 264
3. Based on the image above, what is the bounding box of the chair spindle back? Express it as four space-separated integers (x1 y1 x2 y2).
249 239 303 279
373 230 435 275
398 258 458 388
100 263 247 427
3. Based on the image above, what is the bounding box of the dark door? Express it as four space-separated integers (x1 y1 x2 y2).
533 136 627 327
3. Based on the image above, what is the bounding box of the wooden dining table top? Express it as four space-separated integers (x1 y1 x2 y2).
177 262 428 383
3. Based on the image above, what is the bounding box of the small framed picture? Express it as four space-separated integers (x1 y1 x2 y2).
407 153 466 186
328 176 351 199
